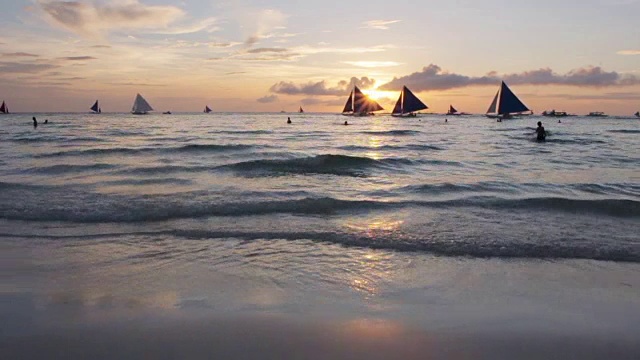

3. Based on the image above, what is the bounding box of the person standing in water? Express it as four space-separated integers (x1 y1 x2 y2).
536 121 547 141
32 117 38 128
287 117 291 124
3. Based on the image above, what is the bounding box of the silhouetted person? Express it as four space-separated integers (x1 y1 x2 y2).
558 119 561 123
536 121 546 141
44 119 48 124
287 117 291 124
32 117 38 128
445 118 448 123
344 121 348 126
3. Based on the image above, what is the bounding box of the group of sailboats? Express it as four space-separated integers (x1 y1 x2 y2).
0 100 9 114
88 94 212 115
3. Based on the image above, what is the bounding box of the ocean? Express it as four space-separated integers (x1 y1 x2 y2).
1 112 639 359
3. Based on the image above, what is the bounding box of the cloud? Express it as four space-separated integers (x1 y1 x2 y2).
617 50 640 55
257 94 278 103
378 64 640 91
58 56 97 61
2 52 40 58
270 77 376 96
343 61 401 68
38 0 186 37
90 45 111 49
0 62 58 74
151 17 219 35
362 20 401 30
247 48 288 54
243 9 287 48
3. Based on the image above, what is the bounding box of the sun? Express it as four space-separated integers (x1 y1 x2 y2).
363 89 393 101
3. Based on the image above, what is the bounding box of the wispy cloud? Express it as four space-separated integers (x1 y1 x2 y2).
247 48 289 54
243 9 287 48
362 20 401 30
0 61 58 74
617 50 640 55
343 61 401 68
58 56 97 61
2 52 40 58
257 94 278 103
378 64 640 91
38 0 186 37
270 77 376 96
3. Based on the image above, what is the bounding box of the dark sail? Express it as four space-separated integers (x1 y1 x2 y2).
497 81 529 115
449 105 457 113
299 106 304 113
204 106 212 113
90 100 99 113
392 94 402 114
401 86 428 113
342 91 354 113
0 101 7 114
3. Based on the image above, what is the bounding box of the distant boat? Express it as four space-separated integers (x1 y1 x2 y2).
90 100 101 114
485 81 532 120
587 111 608 117
446 105 470 116
635 111 639 118
131 93 153 115
391 86 428 117
542 110 573 117
280 110 286 113
299 106 304 113
341 86 384 116
204 106 212 113
0 100 8 114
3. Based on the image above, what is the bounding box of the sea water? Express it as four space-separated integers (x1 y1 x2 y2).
1 113 639 358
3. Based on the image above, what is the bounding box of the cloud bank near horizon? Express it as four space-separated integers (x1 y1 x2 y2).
269 77 376 96
378 64 640 91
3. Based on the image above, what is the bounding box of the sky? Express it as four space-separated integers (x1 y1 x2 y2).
1 0 639 114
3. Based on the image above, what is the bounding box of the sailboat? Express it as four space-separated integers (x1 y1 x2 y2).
90 100 101 114
635 111 639 118
341 86 384 116
485 81 532 120
446 105 470 116
131 93 153 115
0 101 8 114
299 106 304 113
391 86 428 117
204 105 212 113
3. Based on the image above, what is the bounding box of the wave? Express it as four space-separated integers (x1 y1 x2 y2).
1 193 639 224
25 163 116 174
9 136 105 143
360 130 421 136
2 227 637 263
217 154 415 177
34 144 256 158
338 144 443 151
213 130 273 135
608 129 640 134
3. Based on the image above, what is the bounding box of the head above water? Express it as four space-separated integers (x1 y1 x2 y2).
537 121 542 127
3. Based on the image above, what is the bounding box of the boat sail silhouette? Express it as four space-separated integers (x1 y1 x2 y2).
90 100 101 114
446 105 470 116
341 86 384 116
635 111 639 118
131 94 153 115
485 81 531 120
204 105 212 113
0 101 8 114
391 86 428 117
299 106 304 113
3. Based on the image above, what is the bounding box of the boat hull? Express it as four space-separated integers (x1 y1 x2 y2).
391 113 417 118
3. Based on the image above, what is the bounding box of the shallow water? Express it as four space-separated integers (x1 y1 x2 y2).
1 112 639 358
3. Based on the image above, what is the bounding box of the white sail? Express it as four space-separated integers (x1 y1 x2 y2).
132 93 153 114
